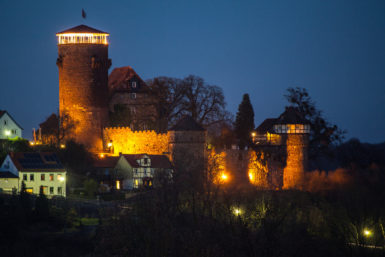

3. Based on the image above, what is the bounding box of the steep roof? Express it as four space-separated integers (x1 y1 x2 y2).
0 110 23 130
57 24 108 34
93 156 120 168
276 107 310 124
108 66 148 94
169 116 205 131
121 154 173 169
0 171 18 179
256 118 277 134
9 152 65 171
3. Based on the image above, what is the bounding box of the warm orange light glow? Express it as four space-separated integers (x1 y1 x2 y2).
248 172 253 181
60 144 66 149
107 142 113 148
56 33 109 45
29 141 35 146
251 132 256 137
99 153 105 158
221 173 228 181
116 180 120 190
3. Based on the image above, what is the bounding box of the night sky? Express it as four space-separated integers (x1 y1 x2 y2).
0 0 384 143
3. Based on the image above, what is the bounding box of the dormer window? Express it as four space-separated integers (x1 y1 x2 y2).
132 82 137 88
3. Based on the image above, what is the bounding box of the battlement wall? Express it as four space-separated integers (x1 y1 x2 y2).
103 127 170 155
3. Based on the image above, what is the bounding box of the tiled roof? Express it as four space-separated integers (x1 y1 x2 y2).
57 24 107 34
148 155 173 169
276 107 310 124
0 171 18 179
169 116 205 131
256 118 277 134
93 156 120 168
108 66 148 94
9 152 65 171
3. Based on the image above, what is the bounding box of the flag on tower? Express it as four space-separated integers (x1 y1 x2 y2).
82 9 87 19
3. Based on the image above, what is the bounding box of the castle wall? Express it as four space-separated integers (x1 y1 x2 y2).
58 44 110 151
103 127 169 156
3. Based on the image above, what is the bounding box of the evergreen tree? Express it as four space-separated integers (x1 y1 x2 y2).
234 94 255 149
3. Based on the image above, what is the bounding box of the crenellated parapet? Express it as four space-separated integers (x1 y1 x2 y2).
103 126 170 156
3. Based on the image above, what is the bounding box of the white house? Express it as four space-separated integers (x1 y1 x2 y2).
114 154 173 190
0 152 66 197
0 110 23 139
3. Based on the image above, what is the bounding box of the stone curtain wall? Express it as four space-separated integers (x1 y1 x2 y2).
103 127 170 155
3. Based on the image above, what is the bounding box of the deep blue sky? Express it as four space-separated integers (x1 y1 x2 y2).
0 0 384 143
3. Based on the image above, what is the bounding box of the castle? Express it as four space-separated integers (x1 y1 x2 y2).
55 24 309 190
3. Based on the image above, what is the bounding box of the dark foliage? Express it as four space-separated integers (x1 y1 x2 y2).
235 94 255 149
285 87 345 159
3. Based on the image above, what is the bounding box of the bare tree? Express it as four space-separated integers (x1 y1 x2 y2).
39 111 76 146
147 75 230 129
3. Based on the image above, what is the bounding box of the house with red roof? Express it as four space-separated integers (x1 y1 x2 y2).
0 152 66 197
114 154 173 190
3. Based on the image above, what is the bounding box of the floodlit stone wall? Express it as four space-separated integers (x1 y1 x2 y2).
282 134 308 189
103 127 170 155
58 44 111 151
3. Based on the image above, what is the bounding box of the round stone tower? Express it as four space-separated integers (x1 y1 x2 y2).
168 116 206 171
272 107 310 189
56 25 111 151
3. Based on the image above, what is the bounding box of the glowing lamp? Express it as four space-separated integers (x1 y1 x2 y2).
107 142 113 148
233 208 242 216
221 173 228 181
251 132 256 137
29 141 35 146
248 172 253 181
60 144 66 149
99 153 105 158
4 130 11 136
59 176 65 182
363 229 372 237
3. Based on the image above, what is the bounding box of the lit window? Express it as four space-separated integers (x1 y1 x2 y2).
57 174 62 181
30 174 34 181
49 174 54 181
26 188 33 194
41 174 45 181
41 186 48 194
116 180 120 190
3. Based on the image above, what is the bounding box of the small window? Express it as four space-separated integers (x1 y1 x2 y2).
30 174 34 181
134 169 138 175
23 174 27 181
50 187 54 194
41 186 48 195
4 120 7 125
49 174 54 181
26 188 33 194
41 174 45 181
143 158 148 164
130 93 136 99
58 187 63 195
132 82 137 88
